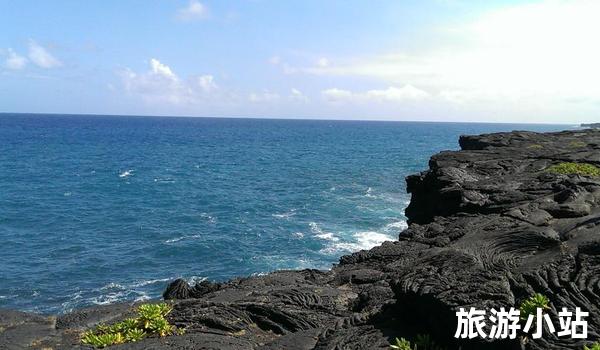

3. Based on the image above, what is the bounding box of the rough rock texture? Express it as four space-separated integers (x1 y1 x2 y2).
2 129 600 349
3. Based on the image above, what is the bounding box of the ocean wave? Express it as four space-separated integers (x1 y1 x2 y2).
272 208 296 219
153 177 175 183
164 234 202 244
200 212 217 224
131 278 172 288
383 220 408 232
84 277 180 308
91 290 149 306
119 169 133 178
186 276 207 285
365 187 376 198
320 231 395 254
100 282 124 290
309 222 339 241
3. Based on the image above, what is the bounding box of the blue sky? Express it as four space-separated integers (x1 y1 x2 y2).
1 0 598 123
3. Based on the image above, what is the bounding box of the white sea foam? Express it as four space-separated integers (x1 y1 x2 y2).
119 170 133 178
365 187 376 198
100 282 124 290
321 231 395 254
384 220 408 232
165 234 202 244
131 278 172 288
200 212 217 224
292 232 304 238
186 276 207 285
91 290 147 306
134 292 151 302
310 222 339 241
153 177 175 183
272 208 296 219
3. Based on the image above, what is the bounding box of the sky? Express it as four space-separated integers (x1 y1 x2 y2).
0 0 598 124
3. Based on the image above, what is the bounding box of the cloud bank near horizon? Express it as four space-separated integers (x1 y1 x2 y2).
1 1 599 123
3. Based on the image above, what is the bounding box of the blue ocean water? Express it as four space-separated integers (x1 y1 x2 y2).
0 114 569 314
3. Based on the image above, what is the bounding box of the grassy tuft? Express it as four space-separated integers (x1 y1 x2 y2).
519 293 550 320
81 302 183 348
547 162 600 177
390 335 445 350
584 343 600 350
390 337 412 350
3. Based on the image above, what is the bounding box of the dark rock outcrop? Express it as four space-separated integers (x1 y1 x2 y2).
3 129 600 349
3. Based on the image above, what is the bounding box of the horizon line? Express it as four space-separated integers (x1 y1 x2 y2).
0 111 574 126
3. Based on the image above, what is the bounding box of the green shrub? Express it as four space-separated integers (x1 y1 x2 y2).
546 162 600 177
81 302 183 348
584 343 600 350
81 332 125 348
124 328 146 342
390 337 412 350
390 335 445 350
519 293 550 320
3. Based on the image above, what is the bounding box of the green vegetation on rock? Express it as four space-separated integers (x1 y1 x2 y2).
390 334 444 350
81 303 184 348
584 343 600 350
390 337 412 350
519 293 550 320
546 162 600 177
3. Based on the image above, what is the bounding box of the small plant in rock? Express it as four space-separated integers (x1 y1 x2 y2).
81 331 125 348
519 293 550 320
80 302 183 348
547 162 600 177
584 343 600 350
124 328 146 342
390 337 412 350
390 335 445 350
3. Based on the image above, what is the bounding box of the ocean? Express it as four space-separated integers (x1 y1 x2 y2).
0 114 569 314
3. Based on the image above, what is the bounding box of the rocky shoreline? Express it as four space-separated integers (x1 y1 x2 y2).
2 129 600 349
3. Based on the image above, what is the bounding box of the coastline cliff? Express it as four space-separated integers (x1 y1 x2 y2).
2 129 600 349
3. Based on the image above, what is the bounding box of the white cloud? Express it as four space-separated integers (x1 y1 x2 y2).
121 58 218 105
177 0 208 21
150 58 176 80
289 88 308 102
295 0 600 117
268 56 281 65
365 85 430 101
322 88 353 102
5 48 27 70
249 91 280 103
322 85 429 104
28 40 62 68
317 57 329 67
197 75 217 92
